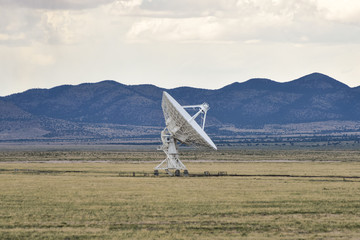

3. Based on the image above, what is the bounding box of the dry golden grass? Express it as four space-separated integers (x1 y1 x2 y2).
0 150 360 239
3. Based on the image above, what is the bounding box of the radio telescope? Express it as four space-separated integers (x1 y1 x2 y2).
155 91 217 176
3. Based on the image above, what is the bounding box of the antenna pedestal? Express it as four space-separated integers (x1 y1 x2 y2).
155 130 187 176
155 92 217 176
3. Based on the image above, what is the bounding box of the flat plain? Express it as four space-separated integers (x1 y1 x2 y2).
1 148 360 239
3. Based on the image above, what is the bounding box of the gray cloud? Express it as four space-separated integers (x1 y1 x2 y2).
0 0 114 10
139 0 237 17
0 6 42 45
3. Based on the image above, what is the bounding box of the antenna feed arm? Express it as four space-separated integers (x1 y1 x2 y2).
183 102 210 130
183 102 210 112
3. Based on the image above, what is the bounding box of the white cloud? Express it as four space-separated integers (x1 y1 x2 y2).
40 11 85 44
124 0 351 44
0 2 116 46
0 33 25 41
126 16 223 42
32 53 56 66
318 0 360 25
2 0 359 46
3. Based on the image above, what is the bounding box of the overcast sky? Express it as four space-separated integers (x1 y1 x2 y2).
1 0 360 96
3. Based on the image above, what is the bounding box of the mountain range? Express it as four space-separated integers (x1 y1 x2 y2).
1 72 360 143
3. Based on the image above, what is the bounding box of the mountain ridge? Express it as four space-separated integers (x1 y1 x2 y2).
1 72 360 142
286 72 350 90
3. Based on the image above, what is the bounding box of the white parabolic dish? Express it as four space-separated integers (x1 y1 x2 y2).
162 91 217 150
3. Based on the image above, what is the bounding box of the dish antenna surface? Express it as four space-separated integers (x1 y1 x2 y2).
155 91 217 176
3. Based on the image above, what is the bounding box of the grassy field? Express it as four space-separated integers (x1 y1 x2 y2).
1 149 360 239
2 148 360 162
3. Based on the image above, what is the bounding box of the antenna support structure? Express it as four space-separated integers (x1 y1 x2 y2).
155 92 216 176
155 128 187 176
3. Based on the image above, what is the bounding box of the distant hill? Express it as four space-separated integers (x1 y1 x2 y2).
1 72 360 143
4 81 164 126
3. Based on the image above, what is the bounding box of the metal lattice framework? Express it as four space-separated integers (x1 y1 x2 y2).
155 92 217 175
